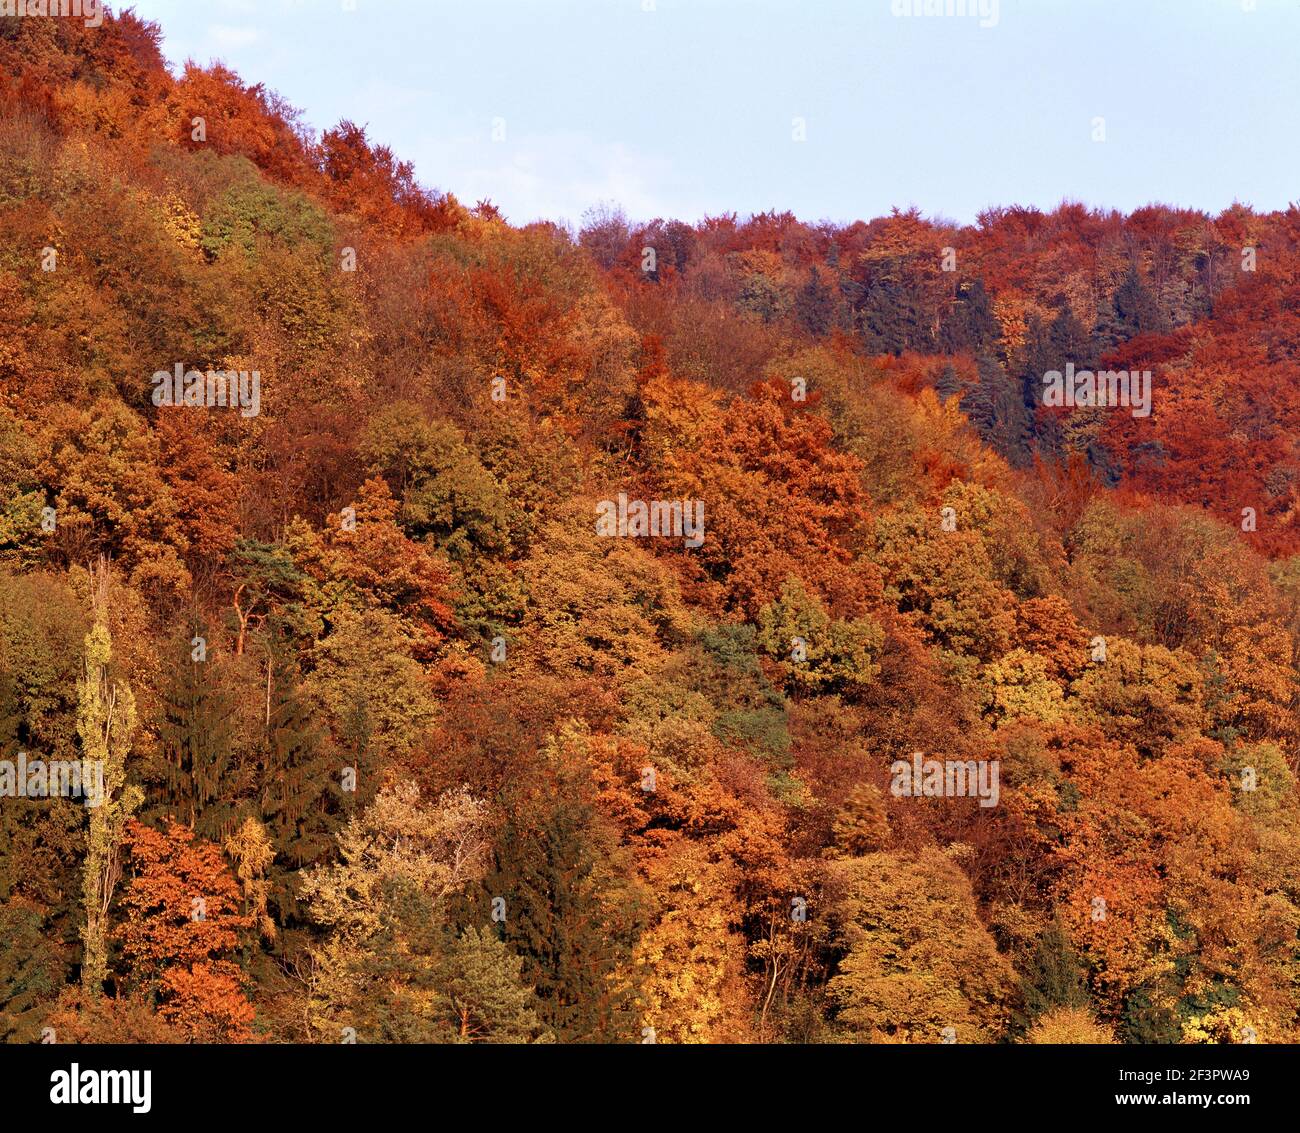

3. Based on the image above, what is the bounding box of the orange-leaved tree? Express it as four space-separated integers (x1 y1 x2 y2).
119 820 255 1042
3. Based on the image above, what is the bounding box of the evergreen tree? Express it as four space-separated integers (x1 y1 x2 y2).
1112 263 1163 338
960 353 1033 467
1015 312 1058 457
1016 307 1110 460
939 278 1001 355
151 620 238 841
935 362 962 403
854 272 933 355
794 266 836 336
485 734 647 1043
1014 918 1091 1032
258 648 338 922
0 901 63 1042
1093 264 1163 353
433 927 552 1043
1046 304 1097 370
1121 985 1183 1044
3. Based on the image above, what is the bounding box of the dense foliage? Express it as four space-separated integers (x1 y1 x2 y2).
2 9 1298 1045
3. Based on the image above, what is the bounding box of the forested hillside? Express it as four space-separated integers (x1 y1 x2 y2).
2 9 1298 1045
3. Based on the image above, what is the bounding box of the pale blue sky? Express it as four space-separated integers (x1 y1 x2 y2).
126 0 1300 228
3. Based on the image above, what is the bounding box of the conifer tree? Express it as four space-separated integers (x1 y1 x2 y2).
152 619 238 841
934 362 962 403
794 266 836 336
1111 263 1163 339
939 278 1000 355
485 729 647 1043
433 926 552 1043
1015 917 1092 1032
1047 303 1097 368
1090 267 1163 356
258 646 338 921
960 353 1033 466
0 901 62 1042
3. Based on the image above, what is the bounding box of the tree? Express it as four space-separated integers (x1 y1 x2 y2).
1016 918 1092 1028
827 848 1016 1042
358 405 513 561
831 783 891 857
119 819 254 1041
794 266 837 336
78 566 143 998
643 374 872 617
960 353 1033 467
756 576 884 696
224 817 276 945
300 781 500 1042
939 278 1001 355
486 724 649 1042
305 605 437 761
633 843 753 1043
291 478 457 659
433 927 552 1043
0 900 63 1042
258 649 339 921
1107 264 1163 344
934 362 962 403
1025 1005 1115 1044
151 620 239 841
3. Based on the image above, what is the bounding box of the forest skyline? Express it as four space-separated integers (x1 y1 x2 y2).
125 0 1300 228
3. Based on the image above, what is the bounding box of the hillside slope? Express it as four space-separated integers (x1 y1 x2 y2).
1 9 1298 1045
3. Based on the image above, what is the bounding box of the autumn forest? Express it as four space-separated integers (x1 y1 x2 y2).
3 7 1300 1050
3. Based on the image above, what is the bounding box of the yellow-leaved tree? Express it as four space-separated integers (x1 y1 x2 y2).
79 561 143 996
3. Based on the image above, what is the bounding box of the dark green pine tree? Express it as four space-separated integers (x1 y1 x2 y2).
1094 264 1164 354
0 901 63 1042
934 362 962 403
1015 312 1059 457
1046 304 1098 370
938 278 1001 355
1121 986 1183 1045
960 353 1033 467
258 650 339 921
1014 917 1092 1033
853 270 934 355
1020 303 1103 464
432 927 551 1043
1112 263 1163 338
484 762 646 1043
153 620 239 841
343 895 549 1043
794 266 836 336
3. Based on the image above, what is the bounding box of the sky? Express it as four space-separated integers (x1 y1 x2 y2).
124 0 1300 230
